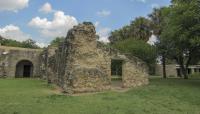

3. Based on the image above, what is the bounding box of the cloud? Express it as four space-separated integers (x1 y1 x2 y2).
36 42 48 48
28 11 78 38
95 22 111 43
130 0 147 3
97 10 111 17
39 2 54 14
0 0 29 12
97 27 111 43
94 21 100 27
0 24 49 47
0 25 31 41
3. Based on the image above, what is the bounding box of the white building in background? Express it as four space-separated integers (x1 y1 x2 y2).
155 64 200 77
147 34 200 77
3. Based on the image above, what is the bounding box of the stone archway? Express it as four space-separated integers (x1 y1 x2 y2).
15 60 33 78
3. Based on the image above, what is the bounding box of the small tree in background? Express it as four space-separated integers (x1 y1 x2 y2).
149 7 171 78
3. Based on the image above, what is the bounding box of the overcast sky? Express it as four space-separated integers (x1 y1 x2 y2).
0 0 170 47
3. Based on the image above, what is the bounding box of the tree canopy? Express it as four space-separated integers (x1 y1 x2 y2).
158 0 200 78
0 36 39 49
109 17 152 44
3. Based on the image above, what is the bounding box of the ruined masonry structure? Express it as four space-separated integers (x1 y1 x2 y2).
0 46 42 78
0 22 149 93
42 22 149 93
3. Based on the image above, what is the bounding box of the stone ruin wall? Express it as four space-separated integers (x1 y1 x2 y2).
42 22 149 93
121 55 149 88
63 23 111 93
99 44 149 88
0 49 8 78
0 46 42 78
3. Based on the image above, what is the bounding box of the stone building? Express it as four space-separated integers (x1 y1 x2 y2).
155 64 200 77
0 22 149 93
0 46 42 78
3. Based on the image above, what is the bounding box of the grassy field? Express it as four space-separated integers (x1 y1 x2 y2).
0 78 200 114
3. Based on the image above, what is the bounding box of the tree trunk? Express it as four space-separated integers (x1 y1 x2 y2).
179 56 188 79
184 54 192 79
181 65 188 79
162 54 167 79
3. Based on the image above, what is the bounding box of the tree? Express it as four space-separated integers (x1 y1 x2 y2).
50 37 65 46
129 17 152 41
109 26 131 44
0 36 39 49
109 17 152 44
149 7 171 78
161 0 200 79
21 39 39 49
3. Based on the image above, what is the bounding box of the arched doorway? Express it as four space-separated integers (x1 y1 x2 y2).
15 60 33 78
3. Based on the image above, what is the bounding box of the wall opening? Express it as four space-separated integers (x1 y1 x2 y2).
15 60 33 78
111 59 123 77
111 59 123 88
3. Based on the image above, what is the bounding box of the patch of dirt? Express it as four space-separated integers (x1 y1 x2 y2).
110 80 130 92
50 85 63 95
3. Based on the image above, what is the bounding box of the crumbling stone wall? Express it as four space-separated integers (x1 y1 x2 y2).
40 47 58 82
0 50 7 78
44 22 149 93
40 44 69 86
121 55 149 87
61 22 111 93
98 44 149 88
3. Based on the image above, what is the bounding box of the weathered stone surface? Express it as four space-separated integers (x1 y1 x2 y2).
70 67 111 93
122 57 149 88
60 23 111 93
40 46 58 83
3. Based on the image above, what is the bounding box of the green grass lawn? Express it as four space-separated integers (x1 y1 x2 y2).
0 78 200 114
